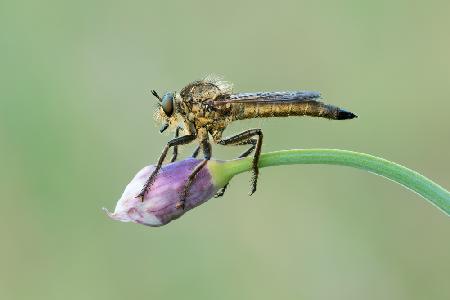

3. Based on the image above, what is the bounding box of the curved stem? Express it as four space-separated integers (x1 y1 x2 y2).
221 149 450 216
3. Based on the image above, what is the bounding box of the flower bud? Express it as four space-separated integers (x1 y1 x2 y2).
104 158 231 226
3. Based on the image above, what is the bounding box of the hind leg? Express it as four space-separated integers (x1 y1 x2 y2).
214 138 257 198
217 129 263 196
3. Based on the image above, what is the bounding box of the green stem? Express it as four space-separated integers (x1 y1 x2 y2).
221 149 450 216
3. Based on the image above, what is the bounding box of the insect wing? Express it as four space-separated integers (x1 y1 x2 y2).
211 91 321 105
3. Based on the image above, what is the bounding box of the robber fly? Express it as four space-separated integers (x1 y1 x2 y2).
137 76 357 209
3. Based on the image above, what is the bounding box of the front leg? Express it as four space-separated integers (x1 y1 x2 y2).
170 126 182 162
136 134 196 201
217 129 263 196
176 139 212 210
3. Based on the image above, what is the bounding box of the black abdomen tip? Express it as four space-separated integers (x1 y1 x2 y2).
337 109 358 120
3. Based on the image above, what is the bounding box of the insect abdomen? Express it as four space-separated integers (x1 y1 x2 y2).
231 101 357 121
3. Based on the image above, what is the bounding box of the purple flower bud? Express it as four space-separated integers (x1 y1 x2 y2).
104 158 229 226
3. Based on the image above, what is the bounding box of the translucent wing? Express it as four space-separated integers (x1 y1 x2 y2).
211 91 321 105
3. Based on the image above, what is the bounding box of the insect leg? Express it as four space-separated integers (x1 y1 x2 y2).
170 126 183 162
237 138 257 158
214 138 257 198
218 129 263 196
176 140 212 210
191 145 201 158
136 134 197 201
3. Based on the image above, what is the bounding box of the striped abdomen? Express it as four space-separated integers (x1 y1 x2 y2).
212 91 357 121
230 100 357 121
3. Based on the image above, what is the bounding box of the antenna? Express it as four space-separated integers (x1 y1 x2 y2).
151 90 162 102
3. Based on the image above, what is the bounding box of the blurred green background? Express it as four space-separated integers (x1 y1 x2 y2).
1 0 449 299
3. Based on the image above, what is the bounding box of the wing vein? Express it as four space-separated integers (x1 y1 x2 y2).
212 91 321 105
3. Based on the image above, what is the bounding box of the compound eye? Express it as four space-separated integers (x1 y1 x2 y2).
161 93 174 116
